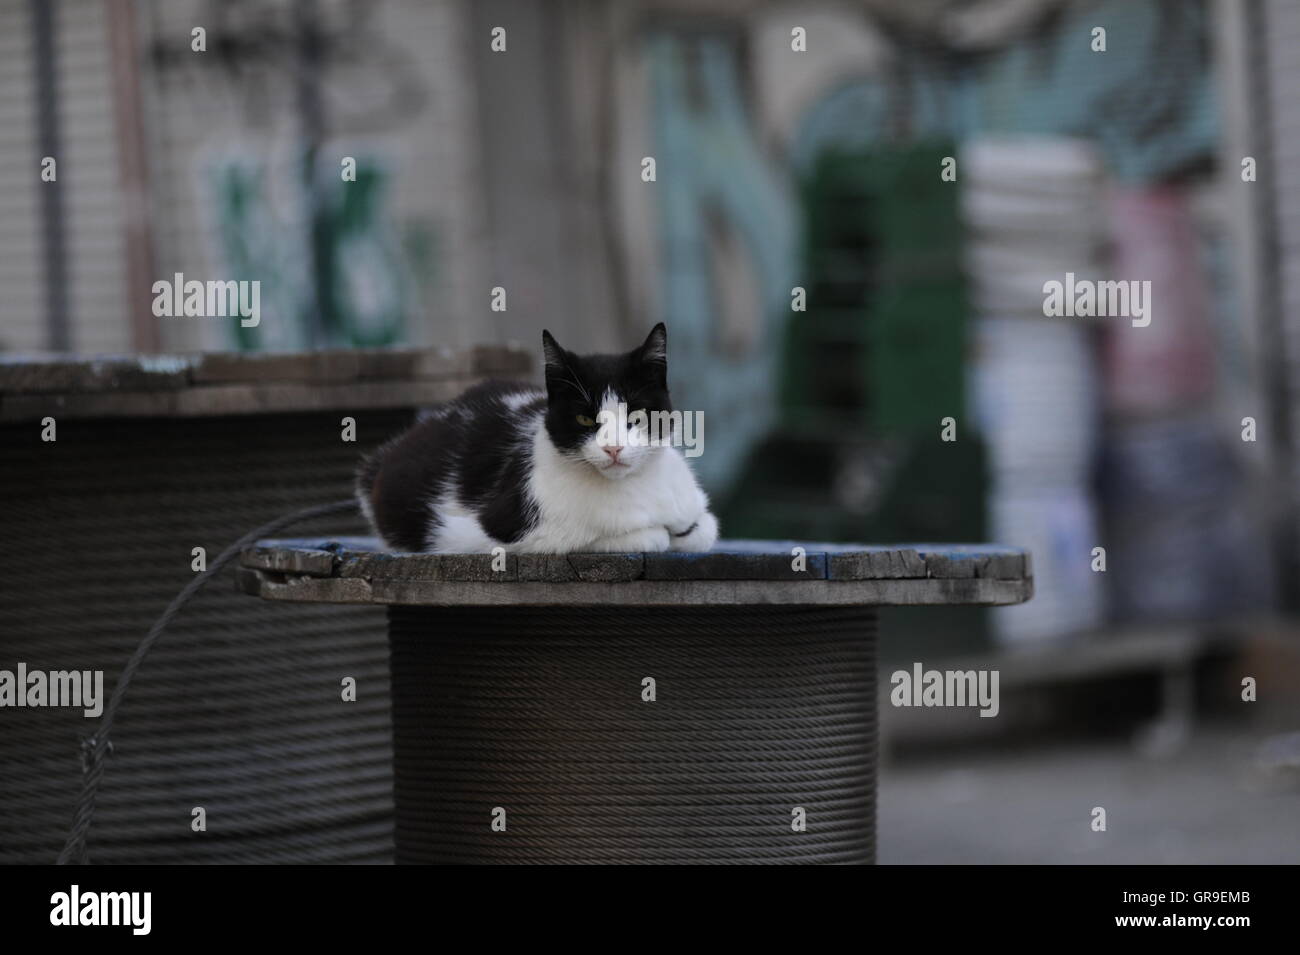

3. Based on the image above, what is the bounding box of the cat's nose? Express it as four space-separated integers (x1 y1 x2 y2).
603 446 623 463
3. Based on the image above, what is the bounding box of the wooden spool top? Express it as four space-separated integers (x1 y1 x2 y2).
0 345 531 421
238 537 1033 608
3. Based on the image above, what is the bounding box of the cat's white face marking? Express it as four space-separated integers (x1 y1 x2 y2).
581 388 657 481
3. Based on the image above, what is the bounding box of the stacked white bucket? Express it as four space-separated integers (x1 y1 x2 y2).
962 138 1106 644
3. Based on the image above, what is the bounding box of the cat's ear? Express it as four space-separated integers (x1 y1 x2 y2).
542 330 575 396
637 322 668 367
542 329 568 375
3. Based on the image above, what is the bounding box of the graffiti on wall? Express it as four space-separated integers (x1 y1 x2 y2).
646 0 1216 495
209 150 412 351
647 31 799 492
794 0 1215 181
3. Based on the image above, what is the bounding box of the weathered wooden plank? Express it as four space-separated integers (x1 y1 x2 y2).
191 350 362 384
0 347 531 420
828 549 928 580
373 576 1027 607
352 349 422 381
516 553 645 582
239 567 1032 608
828 545 1028 580
0 354 194 394
337 551 517 582
643 549 825 580
237 566 374 603
412 347 471 380
340 551 644 583
251 538 1031 580
169 380 467 417
264 535 381 553
920 550 1028 579
239 538 1033 608
1 389 182 421
240 545 337 577
470 344 534 378
974 552 1029 579
432 553 517 581
923 554 977 578
337 552 436 580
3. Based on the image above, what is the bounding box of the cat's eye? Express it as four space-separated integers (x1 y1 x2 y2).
576 414 596 427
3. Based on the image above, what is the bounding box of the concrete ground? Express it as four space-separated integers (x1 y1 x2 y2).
877 727 1300 864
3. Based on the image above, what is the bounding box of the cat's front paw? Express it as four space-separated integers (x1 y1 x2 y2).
586 526 671 553
668 511 718 552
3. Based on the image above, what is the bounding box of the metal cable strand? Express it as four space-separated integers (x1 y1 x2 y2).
388 604 877 865
55 498 359 865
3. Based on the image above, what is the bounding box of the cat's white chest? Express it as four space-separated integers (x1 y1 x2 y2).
521 438 701 553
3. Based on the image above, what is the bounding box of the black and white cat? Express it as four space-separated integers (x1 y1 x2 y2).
357 323 719 554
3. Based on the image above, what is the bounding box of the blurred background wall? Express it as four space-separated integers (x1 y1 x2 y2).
2 0 1299 861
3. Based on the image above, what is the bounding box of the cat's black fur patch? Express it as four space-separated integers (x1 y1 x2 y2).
359 380 544 550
